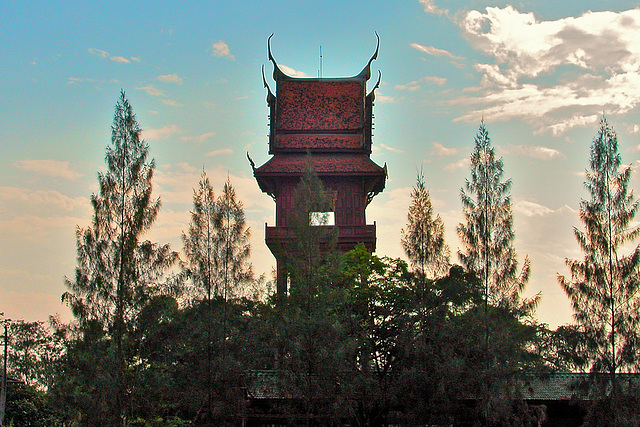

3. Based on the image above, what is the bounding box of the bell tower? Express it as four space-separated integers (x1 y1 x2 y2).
250 35 387 296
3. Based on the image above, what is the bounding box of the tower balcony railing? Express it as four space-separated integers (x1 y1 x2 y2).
265 223 376 253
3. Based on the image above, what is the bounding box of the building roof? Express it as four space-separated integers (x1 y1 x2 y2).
276 80 364 132
521 373 584 400
267 33 379 83
245 371 640 402
254 153 386 176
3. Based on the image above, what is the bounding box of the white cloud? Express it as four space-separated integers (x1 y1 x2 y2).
475 63 512 87
541 115 600 136
410 43 461 60
142 124 180 140
158 73 183 84
68 77 95 84
375 94 395 103
181 132 216 144
68 77 119 85
110 56 130 64
211 41 234 60
396 81 420 91
137 85 165 97
419 0 448 16
161 99 184 107
395 75 447 92
0 186 89 213
206 148 233 157
432 142 459 156
627 124 640 134
504 144 564 160
424 76 447 86
279 64 308 77
378 144 405 153
88 48 136 64
453 7 640 133
514 200 554 217
14 159 82 180
444 158 469 171
88 48 108 59
0 214 89 241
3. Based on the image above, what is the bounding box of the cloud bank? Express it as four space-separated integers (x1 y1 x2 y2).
15 159 82 180
449 6 640 134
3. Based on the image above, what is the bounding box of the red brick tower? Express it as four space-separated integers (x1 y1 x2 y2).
250 35 387 296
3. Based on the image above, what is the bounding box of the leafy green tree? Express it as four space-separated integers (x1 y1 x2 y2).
342 244 415 425
62 91 178 424
559 118 640 419
457 120 532 309
5 384 62 427
401 169 450 279
7 320 63 391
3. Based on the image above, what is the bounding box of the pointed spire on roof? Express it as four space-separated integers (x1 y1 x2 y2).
356 32 380 81
267 33 288 81
266 32 380 81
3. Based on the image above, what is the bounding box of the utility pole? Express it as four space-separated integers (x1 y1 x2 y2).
0 314 8 427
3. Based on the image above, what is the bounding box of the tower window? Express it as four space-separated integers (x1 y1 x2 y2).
309 211 335 226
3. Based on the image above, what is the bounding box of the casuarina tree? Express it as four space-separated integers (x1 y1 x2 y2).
215 176 253 300
401 169 450 279
62 91 178 424
457 120 532 310
183 170 219 301
559 117 640 406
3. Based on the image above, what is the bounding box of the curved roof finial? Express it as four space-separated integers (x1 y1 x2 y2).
357 32 380 81
267 33 276 64
367 70 382 98
262 65 275 103
247 152 256 173
267 33 287 81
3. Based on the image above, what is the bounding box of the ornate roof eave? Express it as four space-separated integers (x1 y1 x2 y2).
261 65 275 104
248 152 276 201
367 70 382 100
267 32 380 83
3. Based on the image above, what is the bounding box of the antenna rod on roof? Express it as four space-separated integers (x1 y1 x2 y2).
319 45 323 78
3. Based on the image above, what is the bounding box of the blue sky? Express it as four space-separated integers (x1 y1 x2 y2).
3 0 640 327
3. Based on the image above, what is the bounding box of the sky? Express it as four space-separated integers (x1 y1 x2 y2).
3 0 640 328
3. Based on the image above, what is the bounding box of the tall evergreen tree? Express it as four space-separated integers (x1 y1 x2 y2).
182 170 219 420
215 176 253 300
183 172 252 300
182 172 252 420
62 91 178 424
457 120 531 309
559 118 640 397
272 157 348 422
286 155 336 295
182 170 218 301
401 169 450 279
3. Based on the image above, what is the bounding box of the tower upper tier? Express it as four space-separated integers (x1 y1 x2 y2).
262 34 381 155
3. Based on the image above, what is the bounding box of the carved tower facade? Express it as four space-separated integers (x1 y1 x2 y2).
251 36 387 296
